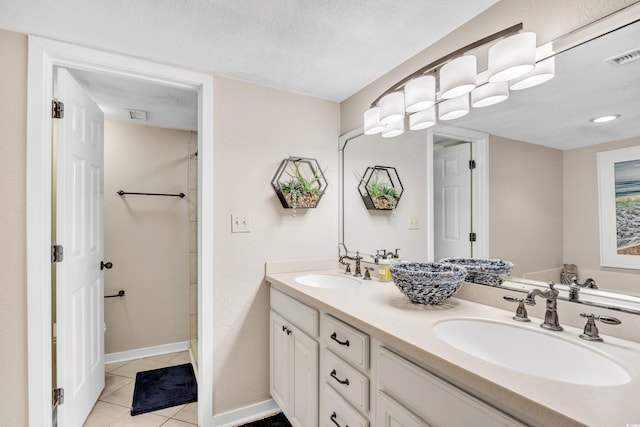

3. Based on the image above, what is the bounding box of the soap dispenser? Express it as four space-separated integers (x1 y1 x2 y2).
378 259 392 282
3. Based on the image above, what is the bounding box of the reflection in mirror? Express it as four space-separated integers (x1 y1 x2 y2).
340 16 640 298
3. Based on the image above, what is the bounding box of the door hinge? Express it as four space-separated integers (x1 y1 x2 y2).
469 232 477 242
52 100 64 119
51 245 64 263
52 387 64 407
469 160 477 170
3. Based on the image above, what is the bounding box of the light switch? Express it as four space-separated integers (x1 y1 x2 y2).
231 214 251 233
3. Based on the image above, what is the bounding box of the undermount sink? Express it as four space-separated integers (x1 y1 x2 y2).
295 274 361 289
434 319 630 386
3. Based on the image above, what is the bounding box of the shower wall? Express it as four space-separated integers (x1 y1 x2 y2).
103 120 190 354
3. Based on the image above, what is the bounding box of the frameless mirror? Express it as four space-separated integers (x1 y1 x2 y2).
340 13 640 299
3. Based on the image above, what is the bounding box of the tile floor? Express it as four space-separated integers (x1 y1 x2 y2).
83 351 198 426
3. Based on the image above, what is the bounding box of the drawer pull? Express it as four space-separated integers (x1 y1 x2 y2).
330 332 350 347
330 411 348 427
330 369 350 386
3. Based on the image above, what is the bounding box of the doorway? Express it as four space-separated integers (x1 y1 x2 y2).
27 37 214 427
429 125 490 261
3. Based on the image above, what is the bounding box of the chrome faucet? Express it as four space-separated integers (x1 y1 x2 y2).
525 282 563 331
339 252 363 277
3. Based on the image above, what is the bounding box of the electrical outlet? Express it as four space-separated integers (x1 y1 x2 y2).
408 215 420 230
231 214 251 233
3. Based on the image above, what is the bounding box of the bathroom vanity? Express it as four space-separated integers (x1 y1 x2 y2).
266 261 640 427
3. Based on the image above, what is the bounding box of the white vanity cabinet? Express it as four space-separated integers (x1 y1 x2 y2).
319 314 371 427
376 346 525 427
270 288 319 427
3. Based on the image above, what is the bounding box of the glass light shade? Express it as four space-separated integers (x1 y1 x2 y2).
405 75 436 113
438 94 469 121
510 56 555 90
363 107 385 135
488 32 536 83
409 107 436 130
439 55 477 99
381 118 404 138
471 82 509 108
379 92 405 125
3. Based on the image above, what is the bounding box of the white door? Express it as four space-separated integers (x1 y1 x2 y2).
433 142 472 261
55 68 105 427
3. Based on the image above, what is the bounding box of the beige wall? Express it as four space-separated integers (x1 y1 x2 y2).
339 0 636 133
489 136 564 277
103 121 191 353
0 28 28 425
212 76 339 413
563 136 640 285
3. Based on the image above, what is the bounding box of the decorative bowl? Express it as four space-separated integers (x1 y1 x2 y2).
439 257 513 287
389 262 467 305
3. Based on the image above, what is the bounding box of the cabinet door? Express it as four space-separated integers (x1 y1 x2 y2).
291 326 319 427
271 311 291 412
376 391 430 427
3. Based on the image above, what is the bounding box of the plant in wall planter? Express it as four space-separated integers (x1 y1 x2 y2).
358 166 403 211
271 157 327 216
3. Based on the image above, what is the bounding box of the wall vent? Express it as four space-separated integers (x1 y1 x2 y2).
128 109 148 121
604 48 640 66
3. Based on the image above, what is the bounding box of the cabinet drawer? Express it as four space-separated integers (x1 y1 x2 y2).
321 383 369 427
271 287 319 338
322 314 369 370
321 348 369 413
377 347 524 427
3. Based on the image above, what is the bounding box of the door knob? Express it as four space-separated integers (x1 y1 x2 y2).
100 261 113 270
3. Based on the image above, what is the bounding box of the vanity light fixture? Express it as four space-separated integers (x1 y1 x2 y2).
381 117 405 138
404 75 436 113
363 107 385 135
590 114 621 123
471 81 509 108
409 106 436 130
510 56 556 90
438 94 470 121
363 23 551 138
488 32 537 82
439 55 477 99
379 91 405 125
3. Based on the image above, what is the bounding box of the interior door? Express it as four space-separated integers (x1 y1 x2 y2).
433 142 472 261
55 68 105 427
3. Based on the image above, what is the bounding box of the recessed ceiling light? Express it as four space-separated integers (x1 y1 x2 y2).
589 114 620 123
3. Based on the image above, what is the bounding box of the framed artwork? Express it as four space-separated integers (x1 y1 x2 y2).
598 145 640 269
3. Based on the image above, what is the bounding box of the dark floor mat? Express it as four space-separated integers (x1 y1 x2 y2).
131 363 197 416
239 412 292 427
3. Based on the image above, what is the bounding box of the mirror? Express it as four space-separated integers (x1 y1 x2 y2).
340 14 640 299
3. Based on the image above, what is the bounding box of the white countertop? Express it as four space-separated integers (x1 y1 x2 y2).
266 267 640 427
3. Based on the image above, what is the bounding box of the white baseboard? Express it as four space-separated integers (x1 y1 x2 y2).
105 341 191 364
212 399 280 427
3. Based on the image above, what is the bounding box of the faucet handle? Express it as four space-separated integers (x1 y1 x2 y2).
363 267 373 280
503 295 531 322
579 313 621 341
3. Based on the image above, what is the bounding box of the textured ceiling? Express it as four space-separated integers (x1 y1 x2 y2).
0 0 497 102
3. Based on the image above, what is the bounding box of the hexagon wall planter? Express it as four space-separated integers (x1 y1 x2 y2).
271 157 327 214
358 165 403 210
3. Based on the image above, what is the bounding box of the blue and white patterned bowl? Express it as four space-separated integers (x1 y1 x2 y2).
439 257 513 287
389 262 467 305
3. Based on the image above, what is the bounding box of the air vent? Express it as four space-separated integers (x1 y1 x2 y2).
604 48 640 66
128 109 147 121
